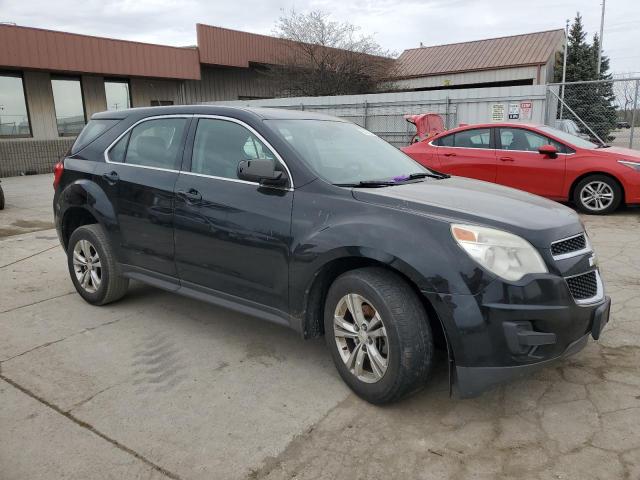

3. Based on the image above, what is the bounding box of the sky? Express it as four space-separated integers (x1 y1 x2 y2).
1 0 638 75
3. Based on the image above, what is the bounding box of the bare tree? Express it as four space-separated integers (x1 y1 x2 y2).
269 10 396 97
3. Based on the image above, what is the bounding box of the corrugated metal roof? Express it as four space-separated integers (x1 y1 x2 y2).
396 29 564 79
0 24 201 80
196 24 391 69
197 24 290 67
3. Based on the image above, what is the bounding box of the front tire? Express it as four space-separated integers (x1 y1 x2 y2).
67 224 129 305
573 175 622 215
324 267 433 404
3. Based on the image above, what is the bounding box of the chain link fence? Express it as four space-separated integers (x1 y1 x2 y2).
285 101 457 147
547 77 640 149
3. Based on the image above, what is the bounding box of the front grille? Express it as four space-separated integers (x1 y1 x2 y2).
566 271 598 300
551 234 587 257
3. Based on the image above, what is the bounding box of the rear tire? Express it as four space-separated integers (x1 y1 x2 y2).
67 224 129 305
573 175 622 215
324 267 433 404
0 185 5 210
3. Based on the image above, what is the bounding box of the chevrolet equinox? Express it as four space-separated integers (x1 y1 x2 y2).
53 106 611 404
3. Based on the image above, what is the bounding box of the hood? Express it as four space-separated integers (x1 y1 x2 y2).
597 146 640 160
352 177 582 248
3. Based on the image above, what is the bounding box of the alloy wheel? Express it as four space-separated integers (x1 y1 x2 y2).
580 181 614 211
72 239 102 293
333 293 389 383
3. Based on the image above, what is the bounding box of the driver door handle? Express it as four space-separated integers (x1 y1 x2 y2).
443 152 457 157
499 156 515 162
177 188 202 202
102 171 119 184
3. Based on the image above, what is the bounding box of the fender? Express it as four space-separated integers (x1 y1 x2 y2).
56 179 119 248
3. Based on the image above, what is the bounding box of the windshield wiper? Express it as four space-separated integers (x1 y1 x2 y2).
404 171 451 180
335 171 451 188
335 180 400 188
596 144 611 148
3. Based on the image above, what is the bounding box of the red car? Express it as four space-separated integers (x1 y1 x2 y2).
402 123 640 214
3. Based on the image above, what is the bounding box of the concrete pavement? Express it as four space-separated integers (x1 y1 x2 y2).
1 174 639 480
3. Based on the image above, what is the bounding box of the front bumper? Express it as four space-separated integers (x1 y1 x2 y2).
456 296 609 397
424 274 611 398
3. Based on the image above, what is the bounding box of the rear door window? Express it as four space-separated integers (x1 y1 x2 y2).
107 118 188 170
453 129 492 149
435 129 491 149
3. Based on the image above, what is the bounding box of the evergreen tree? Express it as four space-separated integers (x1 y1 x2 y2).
554 13 617 141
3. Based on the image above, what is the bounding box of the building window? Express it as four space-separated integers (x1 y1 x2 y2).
0 73 31 137
51 77 86 136
105 80 131 111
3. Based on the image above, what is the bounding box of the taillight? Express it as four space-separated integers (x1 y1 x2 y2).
53 161 64 190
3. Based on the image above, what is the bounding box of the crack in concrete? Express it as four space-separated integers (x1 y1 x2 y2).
0 291 76 315
64 382 125 414
0 243 60 268
0 317 125 363
0 375 182 480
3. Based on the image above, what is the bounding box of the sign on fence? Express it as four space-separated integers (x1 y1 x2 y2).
508 103 520 120
491 104 505 122
520 101 533 120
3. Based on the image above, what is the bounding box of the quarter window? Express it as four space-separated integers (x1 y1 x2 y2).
108 131 130 163
191 119 276 180
0 73 31 137
108 118 187 169
499 128 566 153
435 129 491 149
105 80 131 111
51 77 86 136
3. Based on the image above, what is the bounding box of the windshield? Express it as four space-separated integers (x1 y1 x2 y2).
538 125 598 149
266 119 430 185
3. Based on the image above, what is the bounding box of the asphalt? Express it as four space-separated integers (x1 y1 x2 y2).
1 174 639 480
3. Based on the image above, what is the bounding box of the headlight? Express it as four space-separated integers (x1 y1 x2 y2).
618 160 640 171
451 224 548 281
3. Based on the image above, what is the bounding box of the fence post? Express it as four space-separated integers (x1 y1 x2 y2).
363 100 368 129
445 96 450 128
300 103 304 111
630 79 639 149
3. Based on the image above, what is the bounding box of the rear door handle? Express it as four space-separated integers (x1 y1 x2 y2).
443 152 457 157
177 188 202 202
499 156 515 162
102 171 119 184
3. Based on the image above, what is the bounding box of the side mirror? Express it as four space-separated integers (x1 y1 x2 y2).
237 159 287 186
538 144 558 158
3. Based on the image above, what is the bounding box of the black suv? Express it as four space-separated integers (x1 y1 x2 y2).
53 106 610 403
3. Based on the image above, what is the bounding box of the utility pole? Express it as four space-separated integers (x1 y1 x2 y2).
597 0 606 77
560 18 569 120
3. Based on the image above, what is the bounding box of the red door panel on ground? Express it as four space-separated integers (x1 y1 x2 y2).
495 127 567 199
435 128 497 183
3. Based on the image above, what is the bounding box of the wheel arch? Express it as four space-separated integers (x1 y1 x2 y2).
300 255 450 366
61 207 99 250
569 171 626 205
58 180 118 250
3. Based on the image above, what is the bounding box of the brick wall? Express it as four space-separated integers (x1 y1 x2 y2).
0 139 75 177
